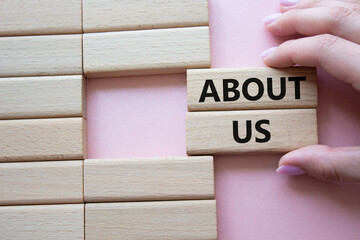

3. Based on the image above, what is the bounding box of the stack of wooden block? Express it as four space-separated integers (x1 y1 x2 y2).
0 0 217 239
186 67 319 155
0 0 86 239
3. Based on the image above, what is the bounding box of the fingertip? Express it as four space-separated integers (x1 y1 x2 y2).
263 13 282 25
276 165 306 175
260 46 277 60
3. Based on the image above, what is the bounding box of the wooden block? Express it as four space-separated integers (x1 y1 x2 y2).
0 161 83 205
83 0 208 33
187 67 318 111
0 0 82 36
0 118 87 162
84 156 214 202
0 34 82 77
83 27 210 78
0 204 84 239
86 200 217 240
0 75 85 119
186 109 318 155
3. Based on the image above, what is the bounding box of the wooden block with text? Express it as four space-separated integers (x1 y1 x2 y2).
0 75 85 119
0 35 82 77
0 161 83 205
187 67 317 111
0 118 87 162
83 0 208 33
186 109 318 155
83 27 210 78
84 156 214 202
0 204 84 239
0 0 82 36
86 200 217 240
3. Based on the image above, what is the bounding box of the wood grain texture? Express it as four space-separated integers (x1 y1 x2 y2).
0 34 82 77
0 161 83 205
83 27 210 78
186 109 318 155
0 0 82 36
187 67 318 111
0 118 87 162
83 0 208 33
86 200 217 240
0 75 85 119
84 156 214 202
0 204 84 239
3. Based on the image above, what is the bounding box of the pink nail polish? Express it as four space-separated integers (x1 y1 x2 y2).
279 0 298 6
276 165 306 175
263 13 282 25
260 47 277 59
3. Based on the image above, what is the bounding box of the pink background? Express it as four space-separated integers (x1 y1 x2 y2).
87 0 360 239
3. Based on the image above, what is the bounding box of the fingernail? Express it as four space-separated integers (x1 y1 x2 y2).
279 0 298 6
260 47 277 59
263 13 282 25
276 165 306 175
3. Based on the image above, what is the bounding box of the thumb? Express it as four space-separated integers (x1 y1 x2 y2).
277 145 360 182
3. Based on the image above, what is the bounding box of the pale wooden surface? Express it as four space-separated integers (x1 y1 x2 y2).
0 75 85 119
0 0 82 36
186 109 318 155
0 161 83 205
86 200 217 240
187 67 318 111
84 156 214 202
83 27 210 78
83 0 208 33
0 204 84 239
0 34 82 77
0 118 87 162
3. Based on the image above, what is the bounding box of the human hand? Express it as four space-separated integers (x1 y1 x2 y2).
261 0 360 182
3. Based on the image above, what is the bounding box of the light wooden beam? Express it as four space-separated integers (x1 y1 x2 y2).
0 35 82 77
83 27 210 78
0 75 85 119
0 161 83 205
0 118 87 162
187 67 317 111
0 0 82 36
186 109 318 155
0 204 84 239
85 200 217 240
83 0 208 33
84 156 214 202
